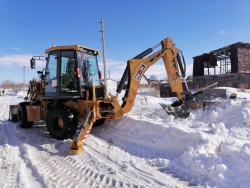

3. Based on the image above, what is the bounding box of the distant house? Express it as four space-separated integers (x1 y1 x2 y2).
191 41 250 88
116 75 150 89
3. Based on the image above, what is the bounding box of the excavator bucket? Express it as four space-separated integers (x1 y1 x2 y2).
160 100 190 119
160 83 219 119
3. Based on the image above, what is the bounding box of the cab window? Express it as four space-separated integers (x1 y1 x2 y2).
60 51 78 92
45 52 57 93
78 51 100 88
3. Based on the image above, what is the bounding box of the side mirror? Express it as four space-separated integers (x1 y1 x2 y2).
30 58 36 69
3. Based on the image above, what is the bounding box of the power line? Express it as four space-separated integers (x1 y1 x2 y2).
106 0 201 30
0 0 216 41
104 0 169 20
104 0 216 62
105 43 125 60
0 16 100 41
106 0 217 39
0 33 98 40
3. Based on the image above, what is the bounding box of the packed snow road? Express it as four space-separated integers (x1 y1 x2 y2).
0 94 194 188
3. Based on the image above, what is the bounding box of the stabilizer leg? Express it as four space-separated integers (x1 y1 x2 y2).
68 140 83 154
68 108 93 154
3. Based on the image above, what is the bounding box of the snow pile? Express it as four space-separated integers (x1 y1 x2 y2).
16 91 27 98
106 79 117 91
180 99 250 187
102 87 250 187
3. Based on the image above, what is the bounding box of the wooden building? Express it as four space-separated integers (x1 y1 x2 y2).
193 42 250 77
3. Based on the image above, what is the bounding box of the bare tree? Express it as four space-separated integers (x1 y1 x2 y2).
149 75 158 81
15 83 24 89
1 79 15 89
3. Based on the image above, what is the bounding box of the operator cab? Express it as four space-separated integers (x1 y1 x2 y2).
31 45 104 99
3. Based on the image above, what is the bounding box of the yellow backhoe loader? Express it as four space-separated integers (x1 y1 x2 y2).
9 37 193 154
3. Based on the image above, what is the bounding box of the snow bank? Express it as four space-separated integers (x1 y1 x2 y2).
16 91 27 98
102 87 250 187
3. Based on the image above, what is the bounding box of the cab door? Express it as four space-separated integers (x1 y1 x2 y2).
59 51 79 93
45 52 58 95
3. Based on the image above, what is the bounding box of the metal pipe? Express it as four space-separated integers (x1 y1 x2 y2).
76 108 92 140
116 48 154 95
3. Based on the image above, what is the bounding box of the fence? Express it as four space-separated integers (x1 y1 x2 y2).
159 74 250 97
188 74 250 89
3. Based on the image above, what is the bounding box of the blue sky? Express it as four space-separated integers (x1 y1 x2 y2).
0 0 250 84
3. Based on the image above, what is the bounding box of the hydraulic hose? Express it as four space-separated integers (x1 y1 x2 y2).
116 48 153 94
177 51 186 78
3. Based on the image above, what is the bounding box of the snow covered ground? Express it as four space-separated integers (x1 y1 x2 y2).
0 86 250 188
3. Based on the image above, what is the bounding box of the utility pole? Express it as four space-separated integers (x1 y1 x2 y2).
23 66 25 91
100 18 107 96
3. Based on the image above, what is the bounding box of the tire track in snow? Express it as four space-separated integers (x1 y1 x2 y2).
24 141 145 188
84 138 165 188
0 96 46 187
15 123 196 187
13 126 59 188
90 127 201 187
85 132 185 188
0 122 43 188
0 122 19 188
2 122 46 188
13 125 145 188
11 118 150 187
0 96 19 187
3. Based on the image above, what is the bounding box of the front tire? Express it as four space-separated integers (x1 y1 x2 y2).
17 102 34 128
46 108 77 140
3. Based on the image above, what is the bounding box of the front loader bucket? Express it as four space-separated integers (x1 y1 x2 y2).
9 105 18 122
160 100 190 119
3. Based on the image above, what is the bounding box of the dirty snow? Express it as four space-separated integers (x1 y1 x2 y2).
0 84 250 188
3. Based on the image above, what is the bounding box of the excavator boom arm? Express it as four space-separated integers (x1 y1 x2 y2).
112 37 191 118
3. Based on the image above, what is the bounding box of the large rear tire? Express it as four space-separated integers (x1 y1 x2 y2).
46 108 77 140
17 102 34 128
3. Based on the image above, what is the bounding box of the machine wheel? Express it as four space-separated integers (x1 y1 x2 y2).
46 108 77 140
93 118 106 127
17 102 34 128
